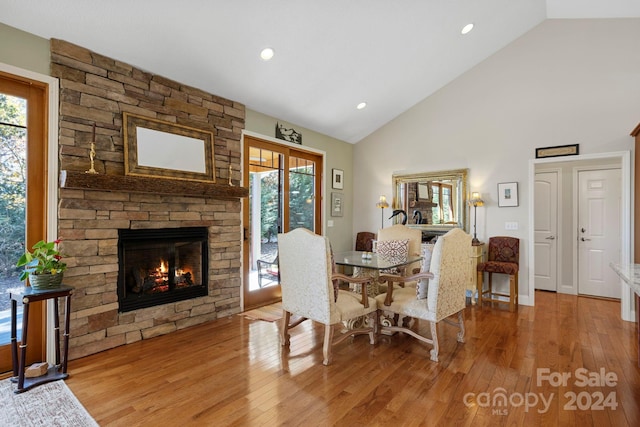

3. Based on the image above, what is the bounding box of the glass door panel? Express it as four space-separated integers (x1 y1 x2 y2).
288 156 316 232
0 72 48 374
243 136 322 310
0 93 26 352
248 146 283 293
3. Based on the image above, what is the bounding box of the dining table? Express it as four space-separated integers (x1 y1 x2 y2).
334 251 423 296
333 250 423 331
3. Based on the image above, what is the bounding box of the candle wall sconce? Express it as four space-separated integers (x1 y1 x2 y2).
85 123 98 174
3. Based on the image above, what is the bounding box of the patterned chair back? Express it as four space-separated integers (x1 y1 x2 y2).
278 228 335 325
427 228 471 321
355 231 376 252
377 224 422 273
487 237 519 265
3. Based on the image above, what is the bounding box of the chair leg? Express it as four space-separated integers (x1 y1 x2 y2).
488 272 493 296
515 272 519 307
281 310 291 346
508 272 519 312
456 311 465 343
477 271 484 306
429 321 439 362
322 324 335 366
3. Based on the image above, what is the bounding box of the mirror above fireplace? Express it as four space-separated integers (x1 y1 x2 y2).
123 112 216 183
392 168 469 239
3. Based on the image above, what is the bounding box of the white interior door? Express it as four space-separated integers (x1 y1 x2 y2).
577 168 621 299
534 171 558 291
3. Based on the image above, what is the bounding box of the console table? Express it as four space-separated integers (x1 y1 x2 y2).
9 285 74 393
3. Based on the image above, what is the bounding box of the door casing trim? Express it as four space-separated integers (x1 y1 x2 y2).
0 61 60 360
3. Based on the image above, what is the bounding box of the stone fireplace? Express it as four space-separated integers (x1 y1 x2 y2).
51 39 247 360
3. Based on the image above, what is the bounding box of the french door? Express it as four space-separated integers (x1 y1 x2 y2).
242 135 323 310
0 71 49 374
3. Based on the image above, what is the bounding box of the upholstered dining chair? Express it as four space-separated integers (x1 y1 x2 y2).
476 236 520 312
278 228 377 366
375 228 471 362
377 224 422 276
355 231 376 252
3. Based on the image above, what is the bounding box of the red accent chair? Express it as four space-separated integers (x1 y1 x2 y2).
355 231 376 252
476 236 519 312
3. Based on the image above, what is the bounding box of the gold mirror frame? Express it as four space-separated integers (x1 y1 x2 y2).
392 168 469 235
123 112 215 182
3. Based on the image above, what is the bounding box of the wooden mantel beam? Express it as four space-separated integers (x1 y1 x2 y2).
60 170 248 200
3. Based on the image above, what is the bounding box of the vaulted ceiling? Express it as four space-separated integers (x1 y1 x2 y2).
2 1 639 143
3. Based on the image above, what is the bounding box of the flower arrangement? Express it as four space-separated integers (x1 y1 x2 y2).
16 239 67 281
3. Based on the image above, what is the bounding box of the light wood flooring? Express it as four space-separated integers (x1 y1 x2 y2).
64 291 640 426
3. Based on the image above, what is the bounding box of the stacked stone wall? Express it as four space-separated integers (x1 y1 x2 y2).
50 39 245 359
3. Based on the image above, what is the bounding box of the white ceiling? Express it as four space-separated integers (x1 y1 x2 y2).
1 0 639 143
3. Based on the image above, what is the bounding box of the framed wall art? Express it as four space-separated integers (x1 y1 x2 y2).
498 182 519 207
123 112 215 182
332 168 344 189
331 192 343 217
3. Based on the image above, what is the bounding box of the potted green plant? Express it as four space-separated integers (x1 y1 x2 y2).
16 239 67 289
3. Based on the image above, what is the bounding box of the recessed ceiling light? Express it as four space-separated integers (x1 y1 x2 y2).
461 23 474 35
260 47 275 61
356 102 367 110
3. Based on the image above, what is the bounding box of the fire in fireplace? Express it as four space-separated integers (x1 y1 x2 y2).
117 227 208 312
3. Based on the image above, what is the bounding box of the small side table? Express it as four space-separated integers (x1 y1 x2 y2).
10 285 74 394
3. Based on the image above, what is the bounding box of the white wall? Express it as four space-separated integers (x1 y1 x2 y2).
0 22 49 75
353 19 640 302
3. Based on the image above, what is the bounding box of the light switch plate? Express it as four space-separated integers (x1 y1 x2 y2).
327 220 334 227
505 221 519 230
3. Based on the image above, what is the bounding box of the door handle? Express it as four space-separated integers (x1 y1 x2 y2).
243 227 249 241
545 236 555 240
581 237 591 241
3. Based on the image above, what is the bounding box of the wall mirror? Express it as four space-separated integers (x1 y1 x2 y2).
123 112 215 182
392 168 469 238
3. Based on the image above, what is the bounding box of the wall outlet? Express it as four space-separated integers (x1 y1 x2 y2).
327 220 334 227
505 221 519 230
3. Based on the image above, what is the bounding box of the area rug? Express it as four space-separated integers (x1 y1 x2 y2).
242 302 283 322
0 378 98 426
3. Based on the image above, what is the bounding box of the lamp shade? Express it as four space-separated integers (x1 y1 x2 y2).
470 192 484 207
376 195 389 209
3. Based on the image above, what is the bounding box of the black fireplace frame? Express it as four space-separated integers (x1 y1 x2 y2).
117 227 209 312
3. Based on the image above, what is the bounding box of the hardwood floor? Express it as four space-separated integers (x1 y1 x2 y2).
65 291 640 426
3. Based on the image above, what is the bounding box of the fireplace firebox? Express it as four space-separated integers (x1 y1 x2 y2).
118 227 208 312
